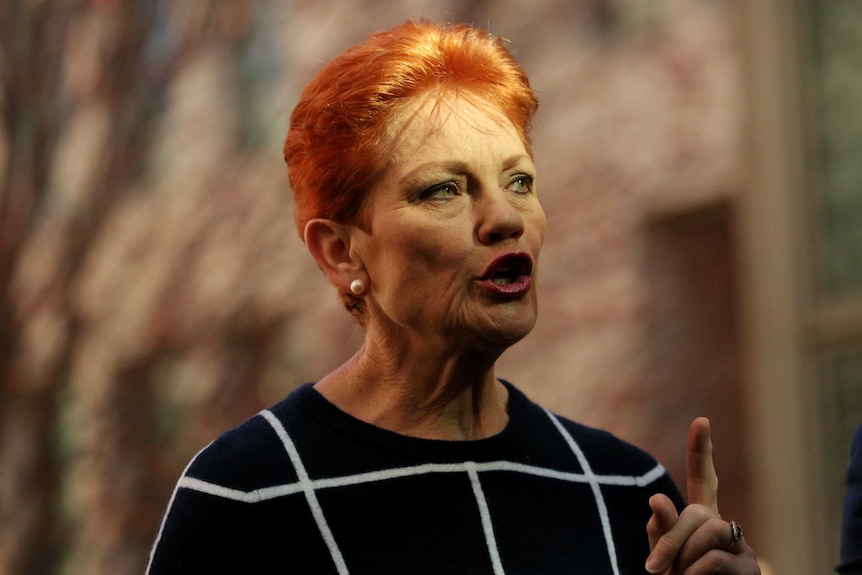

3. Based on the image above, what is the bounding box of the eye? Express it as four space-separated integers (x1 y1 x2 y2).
506 173 534 195
420 181 460 200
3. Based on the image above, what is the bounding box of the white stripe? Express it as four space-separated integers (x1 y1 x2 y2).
467 462 506 575
476 460 667 487
177 476 261 502
635 462 668 487
145 441 215 574
315 462 469 490
260 410 350 575
177 458 668 503
544 409 621 575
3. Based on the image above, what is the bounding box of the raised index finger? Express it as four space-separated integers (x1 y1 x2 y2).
686 417 719 513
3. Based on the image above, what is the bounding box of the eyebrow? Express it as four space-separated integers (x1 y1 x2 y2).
398 154 534 185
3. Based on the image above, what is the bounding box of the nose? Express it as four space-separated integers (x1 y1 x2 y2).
476 189 525 245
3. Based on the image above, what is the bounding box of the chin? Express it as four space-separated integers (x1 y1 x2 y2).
475 314 537 352
456 295 538 351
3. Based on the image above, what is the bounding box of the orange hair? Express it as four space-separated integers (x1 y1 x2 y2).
283 19 539 237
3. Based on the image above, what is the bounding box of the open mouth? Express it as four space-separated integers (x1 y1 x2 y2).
482 253 533 281
479 253 534 296
489 264 528 285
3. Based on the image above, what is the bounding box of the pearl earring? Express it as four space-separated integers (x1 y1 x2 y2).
349 279 366 296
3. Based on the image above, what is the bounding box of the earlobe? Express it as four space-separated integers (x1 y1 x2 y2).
304 219 366 289
349 279 366 296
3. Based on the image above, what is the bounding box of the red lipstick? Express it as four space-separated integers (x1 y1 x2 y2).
478 252 534 297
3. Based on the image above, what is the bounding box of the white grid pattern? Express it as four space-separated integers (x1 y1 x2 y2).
543 407 621 575
467 462 506 575
261 409 350 575
153 408 668 575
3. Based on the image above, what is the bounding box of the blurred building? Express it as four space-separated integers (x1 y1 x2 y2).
737 1 862 573
1 1 860 574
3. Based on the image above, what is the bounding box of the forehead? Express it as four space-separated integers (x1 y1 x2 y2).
383 91 526 165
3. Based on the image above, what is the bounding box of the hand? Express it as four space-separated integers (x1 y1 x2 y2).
645 417 760 574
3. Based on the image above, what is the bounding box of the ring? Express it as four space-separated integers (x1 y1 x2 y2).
725 520 744 550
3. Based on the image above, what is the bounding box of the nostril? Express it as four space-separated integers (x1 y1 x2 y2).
483 226 523 245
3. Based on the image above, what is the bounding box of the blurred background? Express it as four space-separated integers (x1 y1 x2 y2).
1 0 860 573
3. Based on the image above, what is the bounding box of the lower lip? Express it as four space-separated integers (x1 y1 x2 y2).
478 276 532 297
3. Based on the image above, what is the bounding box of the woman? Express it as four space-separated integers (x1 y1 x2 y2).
147 20 759 574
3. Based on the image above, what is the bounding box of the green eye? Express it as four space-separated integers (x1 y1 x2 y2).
421 182 459 200
507 174 534 194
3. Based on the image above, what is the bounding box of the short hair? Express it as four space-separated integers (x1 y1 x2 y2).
284 19 538 236
283 20 539 323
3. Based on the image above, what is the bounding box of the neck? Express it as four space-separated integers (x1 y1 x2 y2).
314 333 509 441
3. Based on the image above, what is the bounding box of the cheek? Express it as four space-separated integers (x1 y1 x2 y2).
513 205 545 250
531 207 547 248
397 239 463 278
381 232 472 292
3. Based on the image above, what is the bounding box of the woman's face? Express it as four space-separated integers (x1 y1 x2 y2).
353 93 546 353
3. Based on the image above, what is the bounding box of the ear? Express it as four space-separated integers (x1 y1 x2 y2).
304 219 367 291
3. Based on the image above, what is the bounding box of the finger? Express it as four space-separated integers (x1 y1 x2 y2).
647 493 679 551
686 417 719 513
673 516 731 572
645 503 714 574
678 541 760 575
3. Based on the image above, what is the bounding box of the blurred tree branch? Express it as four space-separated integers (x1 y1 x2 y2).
0 2 182 573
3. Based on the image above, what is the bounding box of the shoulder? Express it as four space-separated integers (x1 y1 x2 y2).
147 387 321 574
183 383 316 490
502 380 683 505
503 380 662 475
547 412 685 509
550 412 665 476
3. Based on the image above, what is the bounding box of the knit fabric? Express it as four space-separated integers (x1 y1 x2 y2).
146 381 684 574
